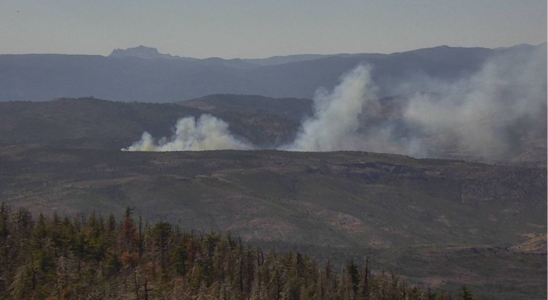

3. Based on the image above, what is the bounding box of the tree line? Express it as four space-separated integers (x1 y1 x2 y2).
0 203 476 300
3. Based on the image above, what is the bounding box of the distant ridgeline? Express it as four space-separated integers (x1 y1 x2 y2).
0 43 544 102
0 204 475 300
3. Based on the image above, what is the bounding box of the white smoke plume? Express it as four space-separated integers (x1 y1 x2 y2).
281 45 546 163
282 65 378 151
122 114 253 151
123 44 546 164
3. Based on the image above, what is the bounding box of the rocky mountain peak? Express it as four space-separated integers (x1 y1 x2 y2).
109 45 171 59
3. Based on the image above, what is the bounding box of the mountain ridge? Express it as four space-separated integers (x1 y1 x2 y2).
3 44 542 102
2 95 544 166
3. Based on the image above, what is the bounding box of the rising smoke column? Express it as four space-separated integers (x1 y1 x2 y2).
122 44 546 162
122 114 253 151
282 65 378 151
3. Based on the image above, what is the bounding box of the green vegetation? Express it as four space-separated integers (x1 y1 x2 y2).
0 146 546 299
0 204 480 300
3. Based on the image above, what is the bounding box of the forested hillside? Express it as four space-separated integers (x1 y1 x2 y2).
0 204 475 300
1 145 545 299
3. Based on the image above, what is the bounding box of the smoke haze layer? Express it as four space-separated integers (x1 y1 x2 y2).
399 45 547 161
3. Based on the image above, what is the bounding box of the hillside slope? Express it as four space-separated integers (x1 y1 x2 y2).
179 94 313 146
0 145 545 298
0 97 304 149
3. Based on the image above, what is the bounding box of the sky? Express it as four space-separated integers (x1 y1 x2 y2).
0 0 546 59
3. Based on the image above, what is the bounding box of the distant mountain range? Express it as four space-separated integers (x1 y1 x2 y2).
1 44 543 102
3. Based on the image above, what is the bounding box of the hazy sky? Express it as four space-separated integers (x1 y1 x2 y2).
0 1 546 58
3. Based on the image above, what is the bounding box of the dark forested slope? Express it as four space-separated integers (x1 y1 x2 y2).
0 204 480 300
0 97 305 149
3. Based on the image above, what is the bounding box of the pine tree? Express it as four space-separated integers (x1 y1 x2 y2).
357 258 370 300
459 286 474 300
0 204 471 300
